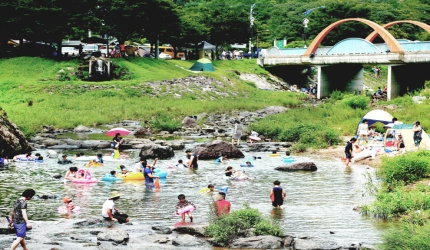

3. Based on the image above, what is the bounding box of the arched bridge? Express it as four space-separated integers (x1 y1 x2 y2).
258 18 430 100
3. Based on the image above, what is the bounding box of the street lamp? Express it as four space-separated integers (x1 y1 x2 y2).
249 4 256 53
302 6 325 48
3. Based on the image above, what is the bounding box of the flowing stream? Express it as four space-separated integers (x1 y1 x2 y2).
0 146 386 247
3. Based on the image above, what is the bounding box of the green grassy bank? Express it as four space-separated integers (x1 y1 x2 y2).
361 151 430 249
0 57 301 136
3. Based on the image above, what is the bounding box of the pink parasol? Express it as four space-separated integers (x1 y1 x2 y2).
106 128 131 137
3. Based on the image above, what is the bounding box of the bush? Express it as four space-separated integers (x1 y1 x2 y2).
330 90 343 100
205 204 282 245
342 95 369 109
150 114 182 133
378 151 430 185
379 221 430 250
278 123 342 149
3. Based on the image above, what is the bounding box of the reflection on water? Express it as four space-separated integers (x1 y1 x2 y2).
0 149 385 244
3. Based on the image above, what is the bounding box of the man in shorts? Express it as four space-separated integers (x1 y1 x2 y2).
344 138 357 167
10 189 36 250
102 191 129 223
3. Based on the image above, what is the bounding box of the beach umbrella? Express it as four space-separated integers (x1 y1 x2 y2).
106 128 130 137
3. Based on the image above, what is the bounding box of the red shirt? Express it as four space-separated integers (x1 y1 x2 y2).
215 199 231 216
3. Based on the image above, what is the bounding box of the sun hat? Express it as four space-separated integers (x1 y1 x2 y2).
109 191 123 199
62 196 72 203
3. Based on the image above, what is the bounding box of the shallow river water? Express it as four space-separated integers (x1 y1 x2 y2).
0 146 385 246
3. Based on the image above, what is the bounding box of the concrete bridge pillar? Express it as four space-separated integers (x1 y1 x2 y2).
387 64 428 100
317 65 364 99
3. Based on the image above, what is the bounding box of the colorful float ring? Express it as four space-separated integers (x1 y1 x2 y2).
249 136 261 141
74 156 97 161
58 206 81 214
118 172 144 180
101 174 123 182
269 154 281 157
175 205 195 216
72 168 98 183
85 161 104 167
153 169 168 178
218 187 229 193
282 157 296 163
14 158 36 162
240 163 254 167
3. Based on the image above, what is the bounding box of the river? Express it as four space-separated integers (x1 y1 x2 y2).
0 146 386 248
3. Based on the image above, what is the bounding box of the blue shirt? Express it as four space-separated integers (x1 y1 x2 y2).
144 167 153 183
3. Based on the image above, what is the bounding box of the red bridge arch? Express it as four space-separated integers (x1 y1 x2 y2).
365 20 430 42
303 18 404 56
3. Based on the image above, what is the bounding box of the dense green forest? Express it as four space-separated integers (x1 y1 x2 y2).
1 0 430 55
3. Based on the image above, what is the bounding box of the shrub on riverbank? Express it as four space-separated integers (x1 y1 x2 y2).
379 221 430 250
378 151 430 185
205 204 282 245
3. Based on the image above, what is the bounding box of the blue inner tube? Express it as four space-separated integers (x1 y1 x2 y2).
101 173 122 181
240 163 254 167
218 187 229 193
153 169 168 178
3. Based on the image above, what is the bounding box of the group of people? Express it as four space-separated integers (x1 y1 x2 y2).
344 118 423 167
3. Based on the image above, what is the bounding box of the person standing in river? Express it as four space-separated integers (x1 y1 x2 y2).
231 120 243 146
10 189 36 250
185 150 198 169
344 138 356 167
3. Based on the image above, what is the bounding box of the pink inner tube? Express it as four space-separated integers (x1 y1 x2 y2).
175 205 195 216
72 178 97 183
58 206 81 213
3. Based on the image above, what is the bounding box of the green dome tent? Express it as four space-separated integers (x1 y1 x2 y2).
189 58 215 72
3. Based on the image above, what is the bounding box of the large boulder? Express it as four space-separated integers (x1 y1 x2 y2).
172 234 206 247
230 235 283 249
172 225 208 236
97 229 129 244
192 140 244 159
139 144 174 159
73 125 91 132
275 162 317 172
151 226 172 234
0 107 33 157
182 116 197 128
293 237 341 250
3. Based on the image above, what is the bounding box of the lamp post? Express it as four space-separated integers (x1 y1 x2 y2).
249 4 256 54
302 6 325 48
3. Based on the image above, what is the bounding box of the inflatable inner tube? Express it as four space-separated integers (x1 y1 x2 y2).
118 172 144 180
240 163 254 167
153 169 168 178
101 173 122 181
58 206 81 214
269 154 281 157
175 205 195 216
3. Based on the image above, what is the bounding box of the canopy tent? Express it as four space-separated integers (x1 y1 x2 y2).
189 58 215 72
384 124 430 151
356 110 393 134
199 41 216 50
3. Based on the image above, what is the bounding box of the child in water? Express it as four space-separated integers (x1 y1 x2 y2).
96 153 104 163
110 170 116 177
62 196 75 211
270 180 286 209
175 194 196 222
215 155 228 163
175 159 187 168
77 173 85 179
119 165 129 176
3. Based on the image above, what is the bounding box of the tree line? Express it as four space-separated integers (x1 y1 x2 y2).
0 0 429 56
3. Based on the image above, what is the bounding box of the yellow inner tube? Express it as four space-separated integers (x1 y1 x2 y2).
269 154 281 157
118 172 144 180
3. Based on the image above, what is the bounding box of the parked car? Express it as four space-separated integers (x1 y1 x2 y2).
159 52 172 60
62 47 78 57
82 44 99 54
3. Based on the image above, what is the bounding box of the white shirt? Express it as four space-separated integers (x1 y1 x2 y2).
102 199 115 217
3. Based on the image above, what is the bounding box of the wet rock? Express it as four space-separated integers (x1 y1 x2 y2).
52 174 62 179
172 234 205 247
359 242 376 250
293 237 341 250
172 225 207 236
151 226 172 234
230 235 283 249
147 234 171 244
0 107 33 158
97 229 129 244
256 106 288 115
0 228 14 235
182 117 197 128
139 144 174 159
43 242 61 245
73 125 91 133
48 144 79 150
37 194 59 199
192 140 245 159
83 242 101 247
74 218 104 226
342 243 358 250
275 162 317 172
283 236 294 247
90 231 101 235
42 138 63 147
163 141 185 150
79 140 111 149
